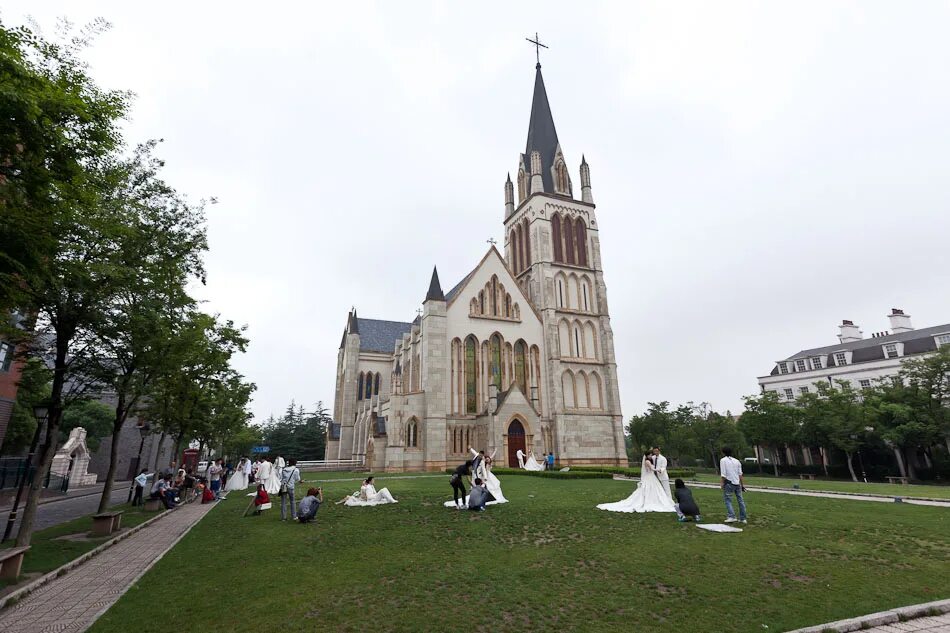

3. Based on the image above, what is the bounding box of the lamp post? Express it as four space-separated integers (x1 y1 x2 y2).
127 422 151 503
2 405 48 542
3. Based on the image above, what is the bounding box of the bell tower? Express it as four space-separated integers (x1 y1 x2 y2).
501 53 626 466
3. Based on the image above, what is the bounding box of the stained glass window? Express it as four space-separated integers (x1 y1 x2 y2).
465 338 477 414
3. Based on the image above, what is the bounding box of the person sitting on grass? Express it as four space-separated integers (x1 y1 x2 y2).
673 478 701 522
468 478 490 512
298 487 323 523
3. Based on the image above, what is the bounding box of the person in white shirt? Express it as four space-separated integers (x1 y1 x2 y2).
651 446 673 500
719 447 747 523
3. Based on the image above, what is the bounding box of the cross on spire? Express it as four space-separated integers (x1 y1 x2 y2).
487 237 497 246
525 32 548 66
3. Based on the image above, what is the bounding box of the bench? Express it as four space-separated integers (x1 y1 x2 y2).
143 497 163 511
799 474 817 481
887 476 909 485
0 546 30 581
91 510 124 537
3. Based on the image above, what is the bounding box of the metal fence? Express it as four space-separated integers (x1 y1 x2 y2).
296 458 365 472
0 457 69 493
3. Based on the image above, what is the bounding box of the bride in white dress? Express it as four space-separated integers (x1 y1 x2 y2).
225 457 249 492
470 448 507 503
597 452 677 513
523 451 545 471
342 477 398 506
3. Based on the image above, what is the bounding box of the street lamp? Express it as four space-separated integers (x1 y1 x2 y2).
127 422 151 504
2 405 49 542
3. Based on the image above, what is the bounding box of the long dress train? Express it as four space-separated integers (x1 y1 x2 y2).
225 461 249 492
597 459 677 513
445 450 508 507
524 452 545 471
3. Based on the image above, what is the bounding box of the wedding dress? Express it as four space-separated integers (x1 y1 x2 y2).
225 460 249 491
597 458 676 513
524 452 545 471
467 448 507 503
344 483 398 506
258 460 280 495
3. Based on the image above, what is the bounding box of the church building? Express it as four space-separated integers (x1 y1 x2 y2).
327 62 627 471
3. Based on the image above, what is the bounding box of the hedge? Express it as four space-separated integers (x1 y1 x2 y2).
569 466 696 479
490 468 613 480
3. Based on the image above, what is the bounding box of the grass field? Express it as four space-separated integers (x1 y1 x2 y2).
691 473 950 499
89 474 949 633
0 502 153 589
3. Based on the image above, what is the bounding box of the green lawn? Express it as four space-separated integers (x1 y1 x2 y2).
90 475 949 633
692 473 950 499
0 502 154 588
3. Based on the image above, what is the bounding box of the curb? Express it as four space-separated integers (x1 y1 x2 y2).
0 504 177 611
784 598 950 632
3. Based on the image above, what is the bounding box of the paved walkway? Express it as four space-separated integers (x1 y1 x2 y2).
0 500 214 633
1 487 132 535
862 614 950 632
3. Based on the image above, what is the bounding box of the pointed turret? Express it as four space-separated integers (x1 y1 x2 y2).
580 155 593 204
348 309 359 334
424 266 444 302
524 63 565 196
504 173 515 218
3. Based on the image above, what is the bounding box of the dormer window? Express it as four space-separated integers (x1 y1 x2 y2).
795 359 807 372
811 357 823 370
884 343 899 359
778 362 789 375
937 334 950 347
834 352 847 366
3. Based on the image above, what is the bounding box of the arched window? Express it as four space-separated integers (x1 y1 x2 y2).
522 218 531 268
517 168 527 202
584 322 598 359
490 277 498 316
574 323 583 357
581 277 591 311
357 372 364 400
514 224 522 273
406 418 418 448
413 355 420 391
513 303 520 320
465 336 477 414
490 334 502 391
590 372 603 409
561 371 576 408
558 319 571 357
555 160 569 193
478 290 485 314
556 274 565 308
575 221 587 266
576 372 590 408
505 294 511 317
365 372 374 399
514 341 527 395
564 216 576 265
551 214 563 262
567 274 578 310
374 373 381 396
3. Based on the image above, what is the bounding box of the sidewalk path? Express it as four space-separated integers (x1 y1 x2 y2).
0 500 214 633
612 476 950 508
861 614 950 632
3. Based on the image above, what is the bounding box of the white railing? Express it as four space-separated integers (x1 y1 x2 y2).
297 458 365 472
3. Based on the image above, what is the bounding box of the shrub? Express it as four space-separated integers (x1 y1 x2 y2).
490 468 613 480
569 466 696 479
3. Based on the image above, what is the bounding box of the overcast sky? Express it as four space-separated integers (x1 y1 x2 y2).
7 2 950 422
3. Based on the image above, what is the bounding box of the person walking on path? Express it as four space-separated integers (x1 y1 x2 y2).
719 447 748 524
279 458 302 521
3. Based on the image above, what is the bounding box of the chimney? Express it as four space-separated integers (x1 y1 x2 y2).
887 308 913 334
838 319 863 343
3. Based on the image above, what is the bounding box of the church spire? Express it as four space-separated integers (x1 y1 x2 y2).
424 266 444 302
523 62 563 195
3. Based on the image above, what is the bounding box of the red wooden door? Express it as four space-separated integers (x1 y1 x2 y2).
507 420 526 467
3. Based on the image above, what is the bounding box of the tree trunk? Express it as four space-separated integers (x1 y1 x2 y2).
904 447 918 480
892 446 908 478
152 431 166 470
98 392 129 514
819 446 830 476
844 451 858 482
711 449 719 474
16 337 70 547
922 449 933 469
772 447 780 477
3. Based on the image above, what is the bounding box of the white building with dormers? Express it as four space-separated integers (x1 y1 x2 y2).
326 62 627 472
758 308 950 401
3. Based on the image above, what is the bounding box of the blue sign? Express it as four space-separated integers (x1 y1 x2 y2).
251 445 270 454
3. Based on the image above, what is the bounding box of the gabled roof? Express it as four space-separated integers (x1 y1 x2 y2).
523 63 562 194
443 246 543 322
355 318 413 354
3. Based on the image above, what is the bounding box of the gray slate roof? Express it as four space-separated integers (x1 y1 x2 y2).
356 318 413 353
445 268 477 302
523 64 561 194
769 324 950 374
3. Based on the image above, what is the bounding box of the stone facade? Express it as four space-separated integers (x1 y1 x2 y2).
327 63 627 471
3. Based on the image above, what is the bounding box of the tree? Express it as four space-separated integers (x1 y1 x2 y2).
84 141 208 513
899 346 950 454
0 357 50 455
796 389 832 476
60 399 114 452
865 377 941 480
259 401 330 461
819 381 872 482
0 20 132 547
692 410 744 472
739 391 801 476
